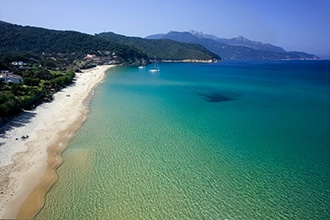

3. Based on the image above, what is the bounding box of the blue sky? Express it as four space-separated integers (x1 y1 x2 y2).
1 0 329 57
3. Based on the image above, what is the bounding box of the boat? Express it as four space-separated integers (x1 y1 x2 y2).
138 66 145 69
149 56 160 73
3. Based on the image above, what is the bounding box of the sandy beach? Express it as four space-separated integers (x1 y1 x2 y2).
0 65 114 219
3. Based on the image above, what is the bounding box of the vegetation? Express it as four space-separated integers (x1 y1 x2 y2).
96 32 220 61
0 51 76 118
0 21 148 64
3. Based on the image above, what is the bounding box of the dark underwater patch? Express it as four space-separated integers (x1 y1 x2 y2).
197 92 234 103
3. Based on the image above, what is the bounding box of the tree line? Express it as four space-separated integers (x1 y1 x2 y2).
0 52 75 118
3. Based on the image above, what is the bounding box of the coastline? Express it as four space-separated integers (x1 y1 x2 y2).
0 65 114 219
160 59 219 63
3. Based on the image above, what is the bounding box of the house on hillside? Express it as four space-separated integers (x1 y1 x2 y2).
11 61 25 66
0 71 23 84
84 54 96 60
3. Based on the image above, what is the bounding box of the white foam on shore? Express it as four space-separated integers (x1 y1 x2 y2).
0 65 114 218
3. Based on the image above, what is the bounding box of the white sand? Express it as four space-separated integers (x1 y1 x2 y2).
0 65 114 218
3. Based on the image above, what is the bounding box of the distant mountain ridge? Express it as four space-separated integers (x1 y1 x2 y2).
146 31 319 60
96 32 220 62
0 21 220 64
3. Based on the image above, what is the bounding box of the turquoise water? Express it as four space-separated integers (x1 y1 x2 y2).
37 61 330 219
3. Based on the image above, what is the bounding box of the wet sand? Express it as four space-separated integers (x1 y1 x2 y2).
0 65 114 219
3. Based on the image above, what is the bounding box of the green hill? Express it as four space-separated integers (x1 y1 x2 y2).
96 32 220 61
0 21 220 63
0 21 147 64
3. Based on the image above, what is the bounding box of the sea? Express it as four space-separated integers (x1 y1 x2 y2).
36 61 330 219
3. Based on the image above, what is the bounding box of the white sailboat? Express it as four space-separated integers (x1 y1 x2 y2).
149 56 160 73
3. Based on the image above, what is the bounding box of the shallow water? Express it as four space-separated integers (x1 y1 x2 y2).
36 61 330 219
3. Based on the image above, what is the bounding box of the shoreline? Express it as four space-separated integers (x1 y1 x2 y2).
0 65 114 219
160 59 219 63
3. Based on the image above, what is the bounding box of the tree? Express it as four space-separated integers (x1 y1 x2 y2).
23 77 40 86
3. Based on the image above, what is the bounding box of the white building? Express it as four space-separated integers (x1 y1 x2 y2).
0 72 23 84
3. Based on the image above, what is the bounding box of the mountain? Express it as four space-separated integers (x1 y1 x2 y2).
217 35 286 53
96 32 220 62
0 21 220 64
0 21 149 64
146 31 319 60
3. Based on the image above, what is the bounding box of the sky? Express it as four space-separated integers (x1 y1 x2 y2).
1 0 329 58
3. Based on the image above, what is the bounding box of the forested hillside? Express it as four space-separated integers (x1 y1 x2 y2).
96 32 220 61
0 21 148 64
0 21 220 63
0 50 77 118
